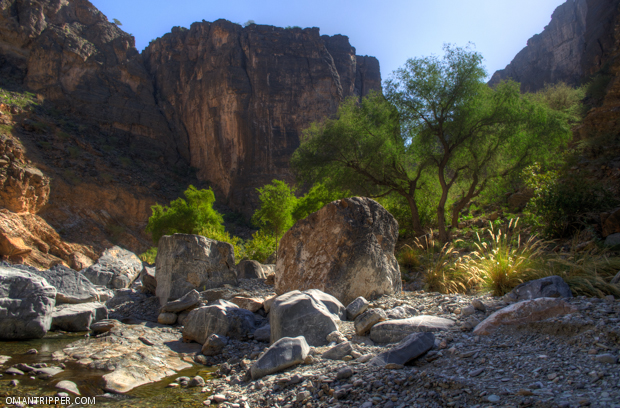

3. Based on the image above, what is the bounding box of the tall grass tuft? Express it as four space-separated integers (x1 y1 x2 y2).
466 219 545 296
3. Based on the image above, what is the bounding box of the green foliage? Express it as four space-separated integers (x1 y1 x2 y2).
527 82 586 124
112 18 122 26
139 247 158 264
285 26 302 29
243 230 276 263
146 185 224 244
523 164 616 238
293 45 575 241
291 182 346 221
252 180 297 256
243 20 255 27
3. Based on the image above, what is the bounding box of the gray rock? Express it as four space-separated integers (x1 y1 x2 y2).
155 234 237 305
0 266 56 340
51 302 108 332
507 275 572 301
55 380 80 395
460 305 475 317
611 270 620 285
253 324 271 343
326 331 347 344
201 333 228 356
368 332 435 366
29 264 100 304
5 368 24 375
593 354 618 364
33 366 63 379
188 376 205 387
354 308 387 336
270 290 340 346
346 296 369 320
140 266 157 295
236 260 266 279
471 299 487 312
161 289 200 313
322 341 353 360
370 316 454 344
336 366 353 380
177 310 191 326
182 299 255 345
250 336 310 380
90 319 120 334
81 246 142 289
386 305 418 320
157 312 177 325
604 233 620 247
304 289 346 320
276 197 402 306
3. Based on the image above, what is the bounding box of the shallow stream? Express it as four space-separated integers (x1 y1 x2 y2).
0 333 216 407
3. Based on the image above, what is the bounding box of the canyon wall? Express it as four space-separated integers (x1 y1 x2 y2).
143 21 381 214
489 0 620 92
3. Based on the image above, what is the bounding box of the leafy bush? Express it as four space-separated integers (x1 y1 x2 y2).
291 182 346 221
146 185 224 244
199 225 245 263
523 164 616 238
243 230 276 263
139 247 157 264
252 180 297 257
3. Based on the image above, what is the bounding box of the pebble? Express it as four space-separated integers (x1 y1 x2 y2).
593 354 618 364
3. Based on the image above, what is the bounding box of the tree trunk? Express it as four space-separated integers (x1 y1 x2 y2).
404 194 425 236
451 174 479 228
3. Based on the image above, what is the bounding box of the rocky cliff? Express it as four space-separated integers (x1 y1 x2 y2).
0 0 380 258
143 21 381 214
489 0 620 92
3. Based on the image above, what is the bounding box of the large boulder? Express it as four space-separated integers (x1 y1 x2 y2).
506 276 572 302
270 290 341 346
161 290 201 313
276 197 401 305
51 302 108 332
155 234 237 305
80 246 142 289
369 316 455 344
250 336 310 380
140 266 157 295
29 264 100 304
182 299 255 345
0 266 56 339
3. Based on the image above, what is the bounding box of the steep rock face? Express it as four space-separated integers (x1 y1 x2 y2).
489 0 588 91
143 21 381 214
0 0 179 159
489 0 620 92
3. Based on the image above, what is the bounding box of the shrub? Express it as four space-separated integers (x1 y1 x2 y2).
139 247 157 264
291 182 346 221
146 185 224 244
243 229 276 263
199 225 245 264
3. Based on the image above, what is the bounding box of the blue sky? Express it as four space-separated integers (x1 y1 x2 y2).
90 0 564 81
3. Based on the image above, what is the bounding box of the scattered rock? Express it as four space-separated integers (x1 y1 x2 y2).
507 276 572 301
230 296 263 313
593 354 618 364
474 297 578 335
369 316 455 344
253 325 270 343
140 266 157 295
354 308 387 336
236 260 267 279
188 375 205 387
276 197 402 305
471 298 487 312
326 331 347 344
346 296 369 320
0 266 56 339
385 305 418 320
322 341 353 360
368 332 435 367
182 299 256 345
161 289 200 313
250 336 310 380
81 246 142 289
270 290 340 346
201 333 228 356
51 302 108 332
155 234 237 305
336 366 353 380
605 233 620 247
90 319 120 334
55 380 80 395
157 312 177 325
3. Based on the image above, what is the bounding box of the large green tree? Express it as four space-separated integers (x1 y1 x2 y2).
293 45 575 242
